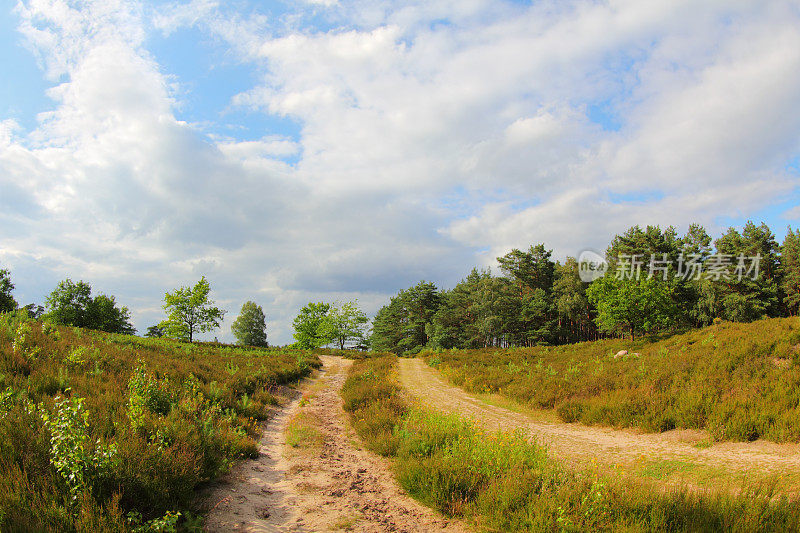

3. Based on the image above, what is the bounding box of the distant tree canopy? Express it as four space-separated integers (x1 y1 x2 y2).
292 302 333 349
292 300 369 349
44 279 135 334
144 325 164 338
231 301 268 347
372 281 441 354
370 221 800 354
0 267 17 313
21 303 45 320
159 277 224 343
328 300 369 350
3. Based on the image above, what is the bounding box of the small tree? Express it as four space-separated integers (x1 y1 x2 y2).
45 279 92 327
586 276 677 340
87 294 136 335
159 277 225 343
292 302 333 349
231 301 268 347
0 268 17 313
328 301 368 350
144 325 164 338
45 279 135 334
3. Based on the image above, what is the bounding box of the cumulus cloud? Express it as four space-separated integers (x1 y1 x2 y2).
1 0 799 343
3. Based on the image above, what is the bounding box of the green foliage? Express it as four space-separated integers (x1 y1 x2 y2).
40 396 117 501
144 325 163 338
292 302 333 349
782 227 800 316
12 320 41 362
159 277 224 343
231 301 268 347
586 276 678 340
371 281 441 354
0 267 17 313
127 361 173 431
44 279 135 335
373 220 798 353
327 300 368 349
0 319 319 531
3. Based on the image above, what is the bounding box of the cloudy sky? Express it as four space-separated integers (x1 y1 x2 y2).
2 0 800 343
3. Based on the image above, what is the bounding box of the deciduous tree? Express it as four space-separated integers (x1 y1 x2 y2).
292 302 333 349
45 279 135 334
328 301 368 349
231 301 268 347
159 277 224 343
0 267 17 313
586 276 677 340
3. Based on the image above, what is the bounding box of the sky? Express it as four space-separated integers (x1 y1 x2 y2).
1 0 800 344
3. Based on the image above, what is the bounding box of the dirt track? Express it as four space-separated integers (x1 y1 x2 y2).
203 356 467 532
398 358 800 492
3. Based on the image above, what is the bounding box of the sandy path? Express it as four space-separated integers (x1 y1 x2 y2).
398 358 800 491
203 356 468 532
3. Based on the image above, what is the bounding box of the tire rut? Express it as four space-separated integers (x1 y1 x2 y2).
398 357 800 492
204 356 468 532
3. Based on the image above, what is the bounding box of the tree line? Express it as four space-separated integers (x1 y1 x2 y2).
291 301 369 349
3 219 798 353
371 221 800 354
0 273 271 347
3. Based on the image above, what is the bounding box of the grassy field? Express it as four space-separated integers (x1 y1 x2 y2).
342 354 800 532
422 317 800 442
0 311 319 532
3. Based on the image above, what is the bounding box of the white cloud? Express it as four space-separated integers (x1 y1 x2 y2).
2 0 799 343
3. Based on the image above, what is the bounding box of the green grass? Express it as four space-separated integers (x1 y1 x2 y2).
0 311 320 532
285 411 324 450
422 317 800 442
638 459 697 480
342 355 800 532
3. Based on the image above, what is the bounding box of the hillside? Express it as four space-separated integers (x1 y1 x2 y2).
0 312 319 531
423 317 800 442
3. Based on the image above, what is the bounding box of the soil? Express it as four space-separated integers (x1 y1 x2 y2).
202 356 468 532
398 358 800 493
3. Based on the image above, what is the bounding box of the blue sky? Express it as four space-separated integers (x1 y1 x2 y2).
1 0 800 343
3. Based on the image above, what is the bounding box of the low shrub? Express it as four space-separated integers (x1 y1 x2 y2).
0 318 319 531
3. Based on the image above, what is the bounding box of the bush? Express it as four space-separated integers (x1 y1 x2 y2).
556 400 586 423
0 322 319 531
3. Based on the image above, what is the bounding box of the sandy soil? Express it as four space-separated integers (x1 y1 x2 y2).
203 356 468 532
398 358 800 492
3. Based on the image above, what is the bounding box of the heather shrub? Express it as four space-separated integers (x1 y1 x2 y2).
0 321 319 531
